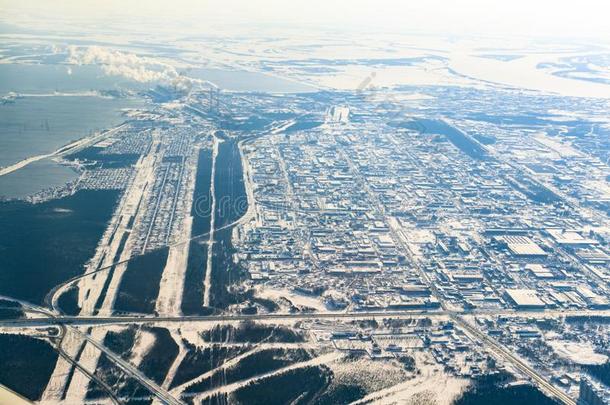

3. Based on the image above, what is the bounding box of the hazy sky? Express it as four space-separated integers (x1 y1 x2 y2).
2 0 610 41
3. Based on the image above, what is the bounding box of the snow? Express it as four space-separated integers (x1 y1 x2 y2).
172 347 260 396
310 62 476 90
161 331 188 391
129 329 156 367
155 214 194 316
549 340 608 365
449 50 610 99
193 351 344 401
256 287 330 312
350 353 468 405
533 133 583 158
328 357 410 393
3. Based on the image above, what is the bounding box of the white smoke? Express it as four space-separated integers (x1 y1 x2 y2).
66 46 198 91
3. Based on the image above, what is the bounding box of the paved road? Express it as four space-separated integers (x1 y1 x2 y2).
1 309 444 327
1 297 185 405
74 328 184 405
453 315 576 405
3 308 610 328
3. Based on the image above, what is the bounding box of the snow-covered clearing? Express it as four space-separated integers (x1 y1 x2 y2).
549 340 608 365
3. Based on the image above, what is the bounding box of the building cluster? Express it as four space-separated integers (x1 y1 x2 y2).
473 314 610 400
309 317 491 378
78 167 133 190
237 100 610 314
130 126 205 253
238 124 439 311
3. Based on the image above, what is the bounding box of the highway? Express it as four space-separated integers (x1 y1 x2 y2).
453 315 576 405
1 309 445 328
3 308 610 328
2 295 185 405
54 339 121 405
73 328 184 405
2 305 603 405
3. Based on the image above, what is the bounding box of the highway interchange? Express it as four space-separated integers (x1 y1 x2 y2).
4 291 609 404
